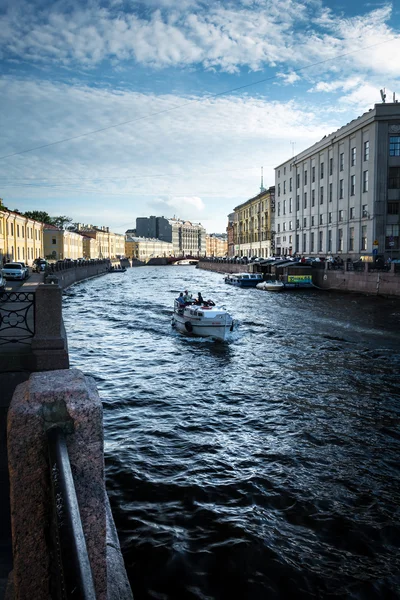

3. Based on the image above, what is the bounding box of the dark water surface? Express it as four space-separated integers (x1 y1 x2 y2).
62 266 400 600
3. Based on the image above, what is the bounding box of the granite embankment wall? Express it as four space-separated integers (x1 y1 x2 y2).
313 267 400 296
46 260 111 289
197 262 249 275
1 263 133 599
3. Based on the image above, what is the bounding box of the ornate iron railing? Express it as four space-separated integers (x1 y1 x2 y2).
0 291 35 346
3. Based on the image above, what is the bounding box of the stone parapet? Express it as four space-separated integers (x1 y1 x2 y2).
7 368 133 600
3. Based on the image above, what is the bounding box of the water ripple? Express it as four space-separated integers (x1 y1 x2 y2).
63 266 400 600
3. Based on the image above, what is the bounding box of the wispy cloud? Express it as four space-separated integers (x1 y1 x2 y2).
0 0 398 76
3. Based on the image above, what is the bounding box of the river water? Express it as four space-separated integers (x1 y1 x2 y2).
62 266 400 600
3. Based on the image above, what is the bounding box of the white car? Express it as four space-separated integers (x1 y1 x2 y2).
2 263 26 281
14 261 29 278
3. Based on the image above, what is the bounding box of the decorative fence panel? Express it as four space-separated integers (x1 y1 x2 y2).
0 291 35 346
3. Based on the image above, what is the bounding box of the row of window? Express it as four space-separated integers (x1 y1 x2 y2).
277 227 369 253
2 223 42 240
277 205 370 232
278 171 369 200
277 141 370 185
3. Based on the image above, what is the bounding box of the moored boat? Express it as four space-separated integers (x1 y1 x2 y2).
256 280 284 292
172 300 234 341
224 273 263 287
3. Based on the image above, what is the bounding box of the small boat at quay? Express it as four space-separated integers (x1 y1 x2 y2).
108 266 127 273
172 300 234 341
256 280 285 292
224 273 263 288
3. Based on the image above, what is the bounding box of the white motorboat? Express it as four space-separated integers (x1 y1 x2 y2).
256 280 285 292
172 300 234 341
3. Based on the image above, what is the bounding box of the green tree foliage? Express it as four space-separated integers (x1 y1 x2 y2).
51 215 73 229
22 211 73 229
23 210 53 224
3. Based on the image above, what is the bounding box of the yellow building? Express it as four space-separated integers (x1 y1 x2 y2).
43 226 84 260
205 234 228 257
74 225 125 259
232 186 275 258
79 234 98 259
0 200 44 265
126 236 174 260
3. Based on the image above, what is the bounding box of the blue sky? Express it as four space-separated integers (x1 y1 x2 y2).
1 0 399 233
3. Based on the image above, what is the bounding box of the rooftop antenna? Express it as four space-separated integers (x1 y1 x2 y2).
393 92 398 103
260 167 265 193
380 88 386 103
290 141 296 157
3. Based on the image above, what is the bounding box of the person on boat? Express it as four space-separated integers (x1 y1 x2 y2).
176 292 186 306
183 290 192 303
194 292 204 305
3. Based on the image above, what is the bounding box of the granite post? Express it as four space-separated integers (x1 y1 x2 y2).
7 369 108 599
31 284 69 371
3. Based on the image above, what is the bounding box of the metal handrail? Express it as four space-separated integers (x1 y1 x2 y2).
47 427 97 600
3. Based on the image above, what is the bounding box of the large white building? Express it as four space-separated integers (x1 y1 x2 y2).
274 102 400 259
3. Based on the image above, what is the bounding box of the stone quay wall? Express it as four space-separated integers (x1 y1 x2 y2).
313 266 400 297
197 261 249 274
45 260 111 290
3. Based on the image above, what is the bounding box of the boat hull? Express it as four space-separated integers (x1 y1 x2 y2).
172 305 234 341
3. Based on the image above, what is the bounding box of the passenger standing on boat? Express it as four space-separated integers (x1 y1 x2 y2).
195 292 204 305
183 290 191 303
176 292 185 306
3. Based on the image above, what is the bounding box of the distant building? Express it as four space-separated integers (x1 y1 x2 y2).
0 200 44 264
274 102 400 259
226 213 236 257
136 215 206 256
231 186 275 258
206 233 228 257
43 225 84 260
136 216 172 242
72 224 125 259
125 236 173 260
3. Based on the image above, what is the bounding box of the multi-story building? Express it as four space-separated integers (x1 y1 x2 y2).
0 200 44 264
274 102 400 259
43 225 84 260
136 216 171 242
79 233 98 259
125 236 173 260
205 233 228 257
169 218 206 257
135 216 206 256
73 225 125 259
232 186 275 258
226 213 236 257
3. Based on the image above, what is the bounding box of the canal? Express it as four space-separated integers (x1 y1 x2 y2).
62 266 400 600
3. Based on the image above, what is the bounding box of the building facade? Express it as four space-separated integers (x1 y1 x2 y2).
0 201 44 265
73 225 125 259
136 216 172 242
136 216 206 256
125 236 174 260
226 213 236 257
231 186 275 258
205 234 228 257
274 102 400 259
169 218 206 257
43 226 84 260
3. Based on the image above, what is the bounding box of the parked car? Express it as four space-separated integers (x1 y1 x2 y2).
2 263 27 281
14 261 29 278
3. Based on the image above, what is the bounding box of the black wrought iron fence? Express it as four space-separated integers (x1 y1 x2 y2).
47 426 97 600
0 291 35 346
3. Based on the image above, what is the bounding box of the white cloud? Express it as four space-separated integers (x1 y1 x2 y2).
0 76 353 232
0 0 398 77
